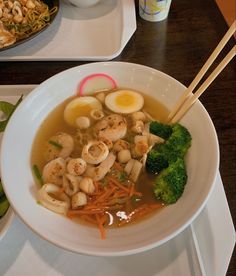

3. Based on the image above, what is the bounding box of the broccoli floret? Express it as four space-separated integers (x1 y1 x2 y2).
154 158 187 204
146 147 169 174
146 122 192 204
149 121 173 139
165 124 192 157
146 122 191 204
146 123 191 174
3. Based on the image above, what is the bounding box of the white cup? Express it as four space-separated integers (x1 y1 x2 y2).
139 0 172 22
68 0 100 8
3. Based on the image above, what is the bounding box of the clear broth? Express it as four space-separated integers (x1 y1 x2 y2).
31 91 170 227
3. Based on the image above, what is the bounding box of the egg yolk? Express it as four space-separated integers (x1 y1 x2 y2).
115 93 135 107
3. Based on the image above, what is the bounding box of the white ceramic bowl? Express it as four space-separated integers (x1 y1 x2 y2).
68 0 100 8
0 62 219 256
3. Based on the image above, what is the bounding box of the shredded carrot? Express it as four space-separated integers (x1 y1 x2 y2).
113 190 128 196
96 214 106 239
93 186 117 204
93 181 100 193
107 176 130 193
129 183 135 197
66 170 160 239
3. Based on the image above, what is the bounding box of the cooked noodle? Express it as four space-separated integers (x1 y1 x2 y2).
0 0 57 46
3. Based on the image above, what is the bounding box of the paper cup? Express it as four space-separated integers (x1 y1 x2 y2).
139 0 172 22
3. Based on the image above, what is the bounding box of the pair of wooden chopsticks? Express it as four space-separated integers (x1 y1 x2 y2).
168 20 236 124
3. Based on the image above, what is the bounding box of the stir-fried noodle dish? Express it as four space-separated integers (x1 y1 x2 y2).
32 78 192 239
0 0 58 48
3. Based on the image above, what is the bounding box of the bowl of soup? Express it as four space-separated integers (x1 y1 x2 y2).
0 62 219 256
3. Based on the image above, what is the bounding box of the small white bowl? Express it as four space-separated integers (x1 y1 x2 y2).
0 207 14 241
68 0 100 8
0 62 219 256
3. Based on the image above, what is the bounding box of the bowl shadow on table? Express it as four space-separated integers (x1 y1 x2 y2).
0 215 200 276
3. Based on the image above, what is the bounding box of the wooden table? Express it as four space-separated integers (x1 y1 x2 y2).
0 0 235 274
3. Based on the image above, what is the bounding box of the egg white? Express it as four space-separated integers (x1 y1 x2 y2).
64 96 102 126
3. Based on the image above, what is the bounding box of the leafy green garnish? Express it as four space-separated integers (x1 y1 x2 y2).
0 101 14 117
48 140 63 149
0 96 23 219
101 178 108 187
0 95 23 132
32 164 44 186
118 172 127 182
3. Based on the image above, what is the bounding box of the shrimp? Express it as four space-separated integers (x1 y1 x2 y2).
44 132 74 162
67 158 87 176
95 114 127 142
133 136 149 157
113 139 130 152
42 157 66 186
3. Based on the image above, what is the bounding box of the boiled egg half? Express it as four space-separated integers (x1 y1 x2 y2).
105 90 144 114
64 96 102 127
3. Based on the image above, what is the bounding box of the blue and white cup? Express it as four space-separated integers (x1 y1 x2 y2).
139 0 172 22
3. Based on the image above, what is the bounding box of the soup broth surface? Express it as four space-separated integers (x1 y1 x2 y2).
31 90 169 229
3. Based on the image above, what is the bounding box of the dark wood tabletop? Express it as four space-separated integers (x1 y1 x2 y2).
0 0 235 274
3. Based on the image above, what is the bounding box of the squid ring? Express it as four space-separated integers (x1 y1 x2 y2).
82 140 109 165
38 183 70 215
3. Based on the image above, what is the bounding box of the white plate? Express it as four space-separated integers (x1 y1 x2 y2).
0 0 136 61
0 62 219 256
0 98 16 240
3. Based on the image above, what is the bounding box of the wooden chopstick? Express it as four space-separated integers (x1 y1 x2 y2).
170 45 236 123
167 20 236 123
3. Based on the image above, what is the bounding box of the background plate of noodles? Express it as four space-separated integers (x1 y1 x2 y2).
0 0 59 51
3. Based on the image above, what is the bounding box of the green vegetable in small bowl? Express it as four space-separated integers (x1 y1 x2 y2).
0 96 23 238
0 181 10 217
